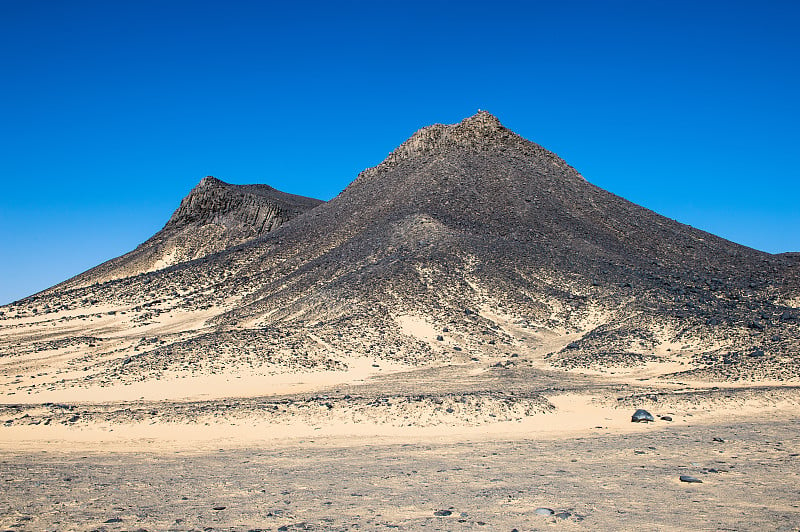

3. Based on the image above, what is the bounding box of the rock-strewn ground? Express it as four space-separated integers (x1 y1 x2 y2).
2 417 799 531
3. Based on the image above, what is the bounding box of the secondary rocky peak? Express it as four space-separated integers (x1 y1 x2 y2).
197 175 224 188
165 176 322 233
51 176 322 290
166 177 237 229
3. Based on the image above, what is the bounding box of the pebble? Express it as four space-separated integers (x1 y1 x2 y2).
535 507 554 516
433 509 452 516
679 475 703 483
660 415 672 421
213 506 227 510
631 409 655 422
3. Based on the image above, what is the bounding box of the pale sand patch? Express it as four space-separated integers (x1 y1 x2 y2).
5 356 413 404
394 314 440 342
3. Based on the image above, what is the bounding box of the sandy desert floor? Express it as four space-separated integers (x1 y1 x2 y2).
1 416 800 531
1 363 800 531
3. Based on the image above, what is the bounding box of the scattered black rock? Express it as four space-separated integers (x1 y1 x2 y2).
433 509 452 516
555 511 572 519
631 409 655 422
660 415 673 421
712 437 726 443
212 506 226 511
679 475 703 483
104 518 123 523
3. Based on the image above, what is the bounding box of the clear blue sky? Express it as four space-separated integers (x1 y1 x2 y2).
2 1 799 304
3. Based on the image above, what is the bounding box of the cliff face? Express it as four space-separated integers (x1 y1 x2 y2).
52 176 322 290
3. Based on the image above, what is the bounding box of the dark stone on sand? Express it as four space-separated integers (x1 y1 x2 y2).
104 518 123 523
434 509 452 516
555 511 571 519
712 437 726 442
436 335 444 341
660 415 672 421
213 506 226 510
680 475 703 483
535 507 554 516
631 409 654 422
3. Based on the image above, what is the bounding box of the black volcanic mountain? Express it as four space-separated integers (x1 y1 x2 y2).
2 112 798 394
54 176 323 290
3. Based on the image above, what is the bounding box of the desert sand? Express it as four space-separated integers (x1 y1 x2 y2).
2 307 799 531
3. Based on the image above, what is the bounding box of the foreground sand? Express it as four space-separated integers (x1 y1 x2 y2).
1 375 799 531
2 415 799 531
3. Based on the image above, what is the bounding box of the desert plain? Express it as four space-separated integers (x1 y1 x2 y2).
2 303 799 531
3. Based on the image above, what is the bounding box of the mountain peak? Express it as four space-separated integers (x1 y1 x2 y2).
353 111 525 185
407 109 511 151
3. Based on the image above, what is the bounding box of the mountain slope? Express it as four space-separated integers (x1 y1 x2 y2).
2 112 798 404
